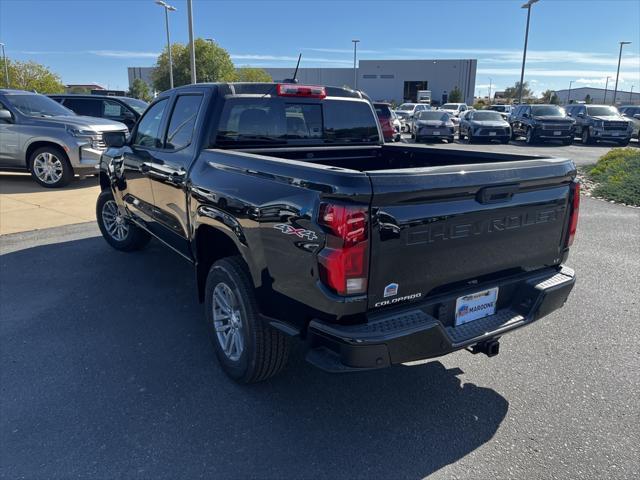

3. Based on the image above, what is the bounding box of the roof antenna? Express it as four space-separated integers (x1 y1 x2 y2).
283 53 302 84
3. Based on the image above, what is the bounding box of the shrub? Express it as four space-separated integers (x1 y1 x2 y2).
587 148 640 206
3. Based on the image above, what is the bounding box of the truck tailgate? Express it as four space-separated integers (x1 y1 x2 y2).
366 158 576 309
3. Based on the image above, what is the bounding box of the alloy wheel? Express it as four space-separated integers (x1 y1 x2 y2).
101 200 130 241
33 152 63 185
212 282 244 361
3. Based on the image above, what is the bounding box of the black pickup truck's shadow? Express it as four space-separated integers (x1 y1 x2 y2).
1 237 508 479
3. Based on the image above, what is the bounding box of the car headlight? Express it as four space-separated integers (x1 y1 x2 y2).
66 125 98 137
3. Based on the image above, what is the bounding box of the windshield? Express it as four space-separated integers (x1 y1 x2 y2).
472 111 503 121
418 111 449 121
441 104 460 110
5 94 74 117
531 105 565 117
397 104 415 111
586 106 619 116
120 97 148 115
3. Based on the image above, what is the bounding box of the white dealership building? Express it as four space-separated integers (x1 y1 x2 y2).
128 58 477 105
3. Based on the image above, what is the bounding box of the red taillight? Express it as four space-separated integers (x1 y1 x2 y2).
567 181 580 247
317 203 369 295
277 84 326 98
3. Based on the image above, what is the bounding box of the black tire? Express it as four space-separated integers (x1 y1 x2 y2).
96 190 150 251
581 129 593 145
525 127 536 145
205 256 290 383
448 137 455 143
467 132 474 144
510 129 517 141
28 146 74 188
500 137 510 144
562 138 573 146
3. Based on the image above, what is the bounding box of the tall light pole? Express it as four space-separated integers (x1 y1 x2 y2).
0 43 9 87
488 77 492 101
603 76 611 104
518 0 539 104
613 41 631 105
187 0 196 84
352 39 360 90
567 80 573 104
630 85 634 103
155 1 176 89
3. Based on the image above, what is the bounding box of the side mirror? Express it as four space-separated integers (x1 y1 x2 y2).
0 109 13 122
103 131 127 148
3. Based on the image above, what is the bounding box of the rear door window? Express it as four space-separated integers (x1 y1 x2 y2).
165 94 203 150
62 98 101 117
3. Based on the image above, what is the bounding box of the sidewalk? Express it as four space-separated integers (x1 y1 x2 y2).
0 173 100 235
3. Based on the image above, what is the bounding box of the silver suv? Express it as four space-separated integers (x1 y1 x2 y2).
0 89 128 187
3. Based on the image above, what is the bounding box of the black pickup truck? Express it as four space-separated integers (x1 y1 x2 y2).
97 82 579 383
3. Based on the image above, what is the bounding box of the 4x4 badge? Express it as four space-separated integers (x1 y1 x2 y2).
273 224 318 241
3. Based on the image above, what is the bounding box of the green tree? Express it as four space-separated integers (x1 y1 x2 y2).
152 38 235 92
541 89 554 103
128 78 152 102
504 81 532 101
0 58 64 93
234 67 272 82
448 86 463 103
584 94 592 104
550 93 560 105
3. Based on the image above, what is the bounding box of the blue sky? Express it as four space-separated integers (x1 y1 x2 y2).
1 0 639 95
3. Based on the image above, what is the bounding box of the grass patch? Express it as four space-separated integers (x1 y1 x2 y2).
586 148 640 206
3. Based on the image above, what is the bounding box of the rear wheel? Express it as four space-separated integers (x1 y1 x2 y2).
29 146 73 188
96 190 150 251
582 129 593 145
205 256 290 383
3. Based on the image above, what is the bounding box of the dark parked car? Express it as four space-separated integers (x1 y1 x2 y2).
411 110 455 143
509 104 575 145
565 104 633 145
395 103 431 132
373 102 397 142
96 82 578 383
49 94 148 130
459 110 511 144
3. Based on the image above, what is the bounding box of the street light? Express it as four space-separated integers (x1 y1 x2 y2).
613 41 631 105
488 77 492 100
155 1 176 89
567 80 573 104
603 76 611 104
187 0 196 84
518 0 539 104
352 40 360 90
0 42 9 87
631 85 635 103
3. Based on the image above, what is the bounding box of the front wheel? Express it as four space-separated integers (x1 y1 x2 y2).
205 256 290 383
96 190 150 251
582 129 593 145
29 146 74 188
525 127 536 145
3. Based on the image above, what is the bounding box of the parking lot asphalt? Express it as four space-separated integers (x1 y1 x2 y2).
1 197 638 479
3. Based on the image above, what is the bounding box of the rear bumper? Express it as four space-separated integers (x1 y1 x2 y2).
306 266 575 372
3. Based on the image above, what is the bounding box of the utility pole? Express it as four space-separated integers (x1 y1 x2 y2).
187 0 196 84
155 1 177 89
603 76 611 104
352 40 360 90
0 43 9 87
567 80 573 105
518 0 539 104
613 41 631 105
630 85 634 103
488 77 492 101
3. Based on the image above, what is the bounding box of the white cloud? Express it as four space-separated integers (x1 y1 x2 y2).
89 50 159 58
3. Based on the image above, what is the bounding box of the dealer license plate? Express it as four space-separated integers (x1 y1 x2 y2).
554 131 562 135
432 130 440 135
612 132 619 136
455 287 499 326
489 131 497 136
